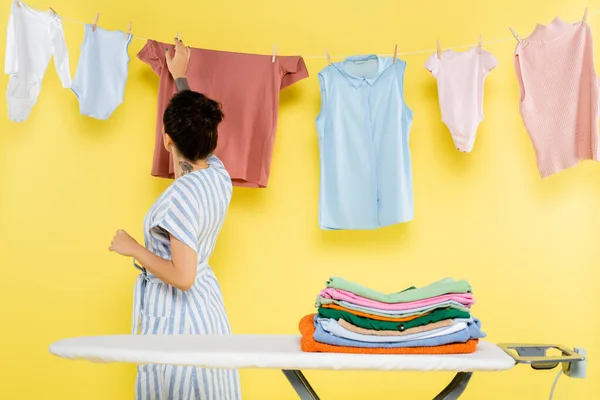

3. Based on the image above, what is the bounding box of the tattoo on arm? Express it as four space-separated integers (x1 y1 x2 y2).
175 77 190 92
179 161 193 175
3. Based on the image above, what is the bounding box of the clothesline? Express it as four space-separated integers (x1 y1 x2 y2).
303 38 517 59
25 2 600 59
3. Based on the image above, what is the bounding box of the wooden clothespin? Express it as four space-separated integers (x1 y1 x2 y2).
436 40 442 59
477 34 483 54
126 21 132 37
582 7 588 25
272 44 277 63
49 7 57 15
509 27 521 43
393 44 398 63
325 48 332 65
92 13 99 31
177 32 180 41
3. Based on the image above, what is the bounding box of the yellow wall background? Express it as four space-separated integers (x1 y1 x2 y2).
1 0 599 398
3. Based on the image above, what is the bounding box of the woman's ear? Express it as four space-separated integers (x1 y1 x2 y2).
163 130 173 153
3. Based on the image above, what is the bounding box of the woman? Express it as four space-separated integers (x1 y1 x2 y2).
109 38 241 400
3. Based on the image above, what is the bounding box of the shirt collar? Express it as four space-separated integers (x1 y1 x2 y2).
334 55 390 88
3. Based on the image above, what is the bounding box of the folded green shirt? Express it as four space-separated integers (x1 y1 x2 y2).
325 277 472 304
318 307 471 331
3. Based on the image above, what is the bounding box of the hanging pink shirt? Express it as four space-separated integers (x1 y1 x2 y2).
138 40 309 187
319 288 475 310
515 18 600 177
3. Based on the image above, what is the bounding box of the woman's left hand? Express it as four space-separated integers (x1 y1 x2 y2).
109 229 140 257
166 37 191 80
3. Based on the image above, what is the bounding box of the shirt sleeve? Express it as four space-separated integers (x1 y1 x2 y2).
280 56 309 90
5 8 17 74
51 19 72 88
137 40 165 76
481 50 499 73
424 53 440 75
151 184 200 252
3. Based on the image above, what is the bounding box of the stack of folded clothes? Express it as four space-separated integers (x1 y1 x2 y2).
299 277 485 354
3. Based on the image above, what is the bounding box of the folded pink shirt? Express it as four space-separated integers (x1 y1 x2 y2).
319 288 475 311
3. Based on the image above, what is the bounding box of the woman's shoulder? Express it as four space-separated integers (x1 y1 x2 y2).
158 177 197 210
207 155 231 181
159 156 230 201
206 154 225 169
205 155 233 190
174 164 231 198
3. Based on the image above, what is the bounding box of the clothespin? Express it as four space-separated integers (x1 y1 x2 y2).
49 7 57 15
92 13 99 31
582 7 588 25
477 34 483 54
272 44 277 63
177 32 180 41
15 0 21 7
436 40 442 59
509 27 521 42
127 21 132 37
393 44 398 63
325 48 332 65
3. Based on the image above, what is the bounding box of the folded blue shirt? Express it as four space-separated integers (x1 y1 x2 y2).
313 315 485 348
318 317 478 343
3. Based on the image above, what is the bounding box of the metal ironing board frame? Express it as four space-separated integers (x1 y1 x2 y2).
282 369 472 400
280 343 586 399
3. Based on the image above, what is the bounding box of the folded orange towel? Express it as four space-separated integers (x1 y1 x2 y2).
299 314 478 354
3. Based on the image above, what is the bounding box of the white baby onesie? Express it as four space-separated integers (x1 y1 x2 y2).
5 1 71 122
425 48 497 153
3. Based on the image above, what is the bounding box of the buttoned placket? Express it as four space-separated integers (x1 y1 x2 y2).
334 56 387 229
359 80 381 227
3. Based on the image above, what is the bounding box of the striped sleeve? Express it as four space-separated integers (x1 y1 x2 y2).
152 182 200 252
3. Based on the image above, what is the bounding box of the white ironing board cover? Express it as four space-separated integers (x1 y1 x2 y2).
50 334 515 372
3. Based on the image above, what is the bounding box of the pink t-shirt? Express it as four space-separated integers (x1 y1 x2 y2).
138 40 309 187
319 288 475 310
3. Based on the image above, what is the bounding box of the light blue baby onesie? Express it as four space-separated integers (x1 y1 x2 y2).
71 24 131 120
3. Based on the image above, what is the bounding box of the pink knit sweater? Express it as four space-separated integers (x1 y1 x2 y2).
515 18 600 177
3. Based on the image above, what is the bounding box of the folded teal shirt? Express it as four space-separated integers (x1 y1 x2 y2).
326 277 472 303
317 307 471 331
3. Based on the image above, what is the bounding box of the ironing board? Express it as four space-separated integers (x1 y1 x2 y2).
50 334 515 399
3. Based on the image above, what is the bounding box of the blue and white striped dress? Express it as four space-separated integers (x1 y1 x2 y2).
132 155 241 400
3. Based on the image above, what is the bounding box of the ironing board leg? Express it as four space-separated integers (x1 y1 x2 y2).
281 370 471 400
282 370 320 400
432 372 473 400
